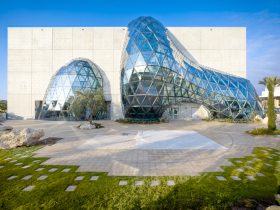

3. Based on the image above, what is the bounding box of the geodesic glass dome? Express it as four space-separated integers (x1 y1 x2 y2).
39 59 103 119
121 16 263 119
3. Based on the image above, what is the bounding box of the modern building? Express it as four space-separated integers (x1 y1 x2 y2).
7 16 262 120
260 86 280 109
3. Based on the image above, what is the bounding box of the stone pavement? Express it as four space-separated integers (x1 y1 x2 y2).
4 120 280 176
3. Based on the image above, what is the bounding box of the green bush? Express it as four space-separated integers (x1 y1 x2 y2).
246 127 280 136
116 118 161 124
0 100 7 113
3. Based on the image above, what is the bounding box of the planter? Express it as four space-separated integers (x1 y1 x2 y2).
0 113 6 122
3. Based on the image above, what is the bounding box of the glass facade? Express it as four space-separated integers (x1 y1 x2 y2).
39 59 103 119
121 16 263 119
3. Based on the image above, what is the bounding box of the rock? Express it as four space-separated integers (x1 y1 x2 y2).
0 128 44 149
262 116 268 124
78 122 95 130
0 125 13 132
192 105 211 120
266 206 280 210
254 115 263 123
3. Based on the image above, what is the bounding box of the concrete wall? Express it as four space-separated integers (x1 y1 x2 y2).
8 27 246 119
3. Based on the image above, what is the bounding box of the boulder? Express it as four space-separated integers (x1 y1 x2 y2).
0 128 44 149
254 115 263 123
0 125 13 132
78 122 95 130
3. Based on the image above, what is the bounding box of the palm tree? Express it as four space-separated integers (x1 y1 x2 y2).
259 76 280 130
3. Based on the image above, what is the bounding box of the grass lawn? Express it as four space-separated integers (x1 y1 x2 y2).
0 146 279 210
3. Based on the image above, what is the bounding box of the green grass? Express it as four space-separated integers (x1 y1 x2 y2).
246 127 280 136
0 146 279 209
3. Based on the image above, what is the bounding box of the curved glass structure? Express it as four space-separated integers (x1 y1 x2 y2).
39 59 103 119
121 16 262 119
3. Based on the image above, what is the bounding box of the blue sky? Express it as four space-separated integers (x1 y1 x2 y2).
0 0 280 99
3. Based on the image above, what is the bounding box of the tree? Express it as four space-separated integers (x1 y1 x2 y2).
259 76 280 131
69 88 107 122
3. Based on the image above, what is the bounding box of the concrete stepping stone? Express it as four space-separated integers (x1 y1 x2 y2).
151 180 160 186
235 160 242 163
271 154 277 157
135 180 144 186
5 157 12 161
33 160 41 163
256 172 265 177
119 180 128 186
10 160 17 163
244 166 253 169
22 165 30 169
260 150 267 153
48 168 58 172
36 168 45 172
15 163 23 166
0 165 4 169
264 163 272 167
247 160 254 164
266 156 273 159
61 168 71 173
253 158 261 161
22 185 35 191
22 175 33 180
216 176 227 181
75 176 84 181
7 175 17 180
90 176 99 181
65 185 76 192
230 176 241 181
246 176 256 181
236 168 244 172
14 154 21 157
37 175 48 180
267 148 273 151
167 180 175 186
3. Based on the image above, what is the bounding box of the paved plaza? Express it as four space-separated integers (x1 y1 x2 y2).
4 120 280 176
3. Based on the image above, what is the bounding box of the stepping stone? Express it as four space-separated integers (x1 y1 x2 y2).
235 160 242 163
230 176 241 181
15 163 23 166
151 180 160 186
22 175 33 180
22 165 30 169
22 185 35 191
244 166 253 169
65 185 76 192
267 148 273 151
236 168 244 172
61 168 71 173
7 175 17 180
253 158 261 161
167 180 175 186
5 157 12 161
246 176 256 181
48 168 58 172
256 172 265 177
10 160 17 163
74 176 84 181
36 168 45 172
15 154 21 157
90 176 99 181
0 165 4 169
119 180 128 186
37 175 48 180
271 154 277 157
266 156 273 159
260 150 267 153
247 160 254 164
264 163 272 167
216 176 227 181
33 160 41 163
135 180 144 186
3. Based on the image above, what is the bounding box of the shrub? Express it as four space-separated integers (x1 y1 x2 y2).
246 127 280 136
